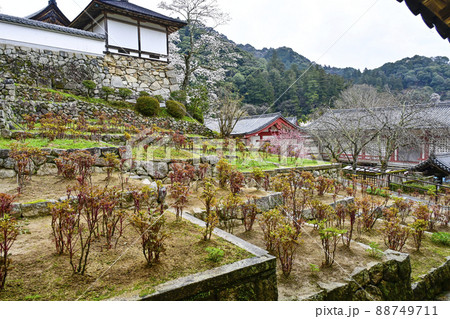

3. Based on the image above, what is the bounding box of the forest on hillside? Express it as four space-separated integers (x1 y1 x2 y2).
324 55 450 100
172 24 449 120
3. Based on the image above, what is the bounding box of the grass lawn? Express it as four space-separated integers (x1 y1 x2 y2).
133 146 199 161
0 138 116 150
226 151 330 172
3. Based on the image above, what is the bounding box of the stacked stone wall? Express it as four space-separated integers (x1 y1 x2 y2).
0 146 122 180
0 78 16 133
137 212 278 301
10 98 213 137
0 43 179 100
303 250 450 301
0 79 213 137
304 250 414 301
412 257 450 300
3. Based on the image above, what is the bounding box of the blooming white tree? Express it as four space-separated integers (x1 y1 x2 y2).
169 32 239 86
160 0 234 90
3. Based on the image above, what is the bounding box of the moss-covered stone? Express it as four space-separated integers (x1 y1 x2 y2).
368 262 384 285
353 285 384 301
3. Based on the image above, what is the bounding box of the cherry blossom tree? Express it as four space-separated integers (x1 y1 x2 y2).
160 0 233 90
269 129 309 164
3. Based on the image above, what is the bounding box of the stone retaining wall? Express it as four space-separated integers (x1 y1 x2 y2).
0 146 122 179
242 164 342 178
0 78 15 102
0 43 179 99
136 212 278 301
190 192 283 224
10 131 127 145
0 146 219 180
1 82 213 137
303 250 414 301
302 196 355 219
8 97 213 137
0 78 16 133
302 250 450 301
412 257 450 300
131 155 220 180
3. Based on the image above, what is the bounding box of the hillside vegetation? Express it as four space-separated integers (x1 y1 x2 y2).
175 26 449 120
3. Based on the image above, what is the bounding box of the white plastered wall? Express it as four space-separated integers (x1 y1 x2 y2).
0 21 105 55
140 26 167 55
106 16 167 56
107 19 139 50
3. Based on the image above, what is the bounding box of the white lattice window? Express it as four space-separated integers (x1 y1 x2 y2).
434 138 450 154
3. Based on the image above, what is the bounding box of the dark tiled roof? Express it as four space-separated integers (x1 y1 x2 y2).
71 0 186 32
412 153 450 177
307 101 450 131
100 1 185 25
397 0 450 42
286 116 298 125
27 1 70 26
0 13 105 40
205 113 300 136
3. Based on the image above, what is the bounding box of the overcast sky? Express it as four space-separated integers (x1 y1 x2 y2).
0 0 448 70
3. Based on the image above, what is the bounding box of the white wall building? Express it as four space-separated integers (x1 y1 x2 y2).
0 0 186 60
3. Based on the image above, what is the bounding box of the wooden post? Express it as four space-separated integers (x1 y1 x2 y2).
166 26 170 63
104 11 109 53
137 20 142 58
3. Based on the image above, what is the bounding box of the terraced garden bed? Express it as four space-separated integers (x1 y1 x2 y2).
0 212 252 301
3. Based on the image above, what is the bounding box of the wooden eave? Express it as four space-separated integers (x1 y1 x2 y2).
397 0 450 41
70 0 186 34
413 154 450 177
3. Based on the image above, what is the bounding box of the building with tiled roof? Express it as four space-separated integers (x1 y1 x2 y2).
0 0 186 60
27 0 70 26
413 153 450 179
205 112 304 145
307 101 450 166
70 0 186 60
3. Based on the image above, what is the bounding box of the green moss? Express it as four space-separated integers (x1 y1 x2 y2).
230 151 330 172
431 232 450 246
22 199 48 205
0 138 115 150
409 236 450 281
189 291 214 301
182 116 198 123
133 146 198 160
24 294 42 301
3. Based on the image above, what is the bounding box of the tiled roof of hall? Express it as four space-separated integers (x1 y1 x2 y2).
412 152 450 177
205 112 301 136
26 0 70 26
70 0 187 33
305 101 450 131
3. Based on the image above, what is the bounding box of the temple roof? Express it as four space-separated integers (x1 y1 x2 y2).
286 116 298 126
205 112 301 136
307 101 450 131
27 0 70 26
412 153 450 177
70 0 186 33
397 0 450 42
